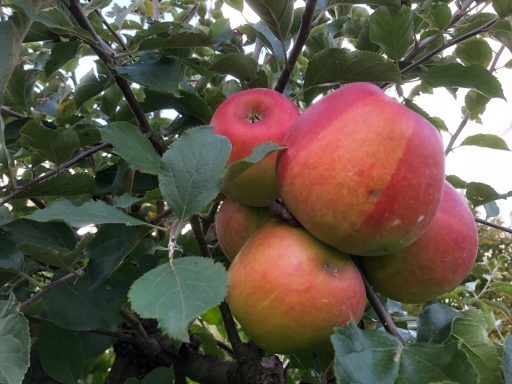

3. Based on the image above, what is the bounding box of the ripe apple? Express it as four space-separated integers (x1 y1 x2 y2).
227 221 366 354
359 181 478 303
215 197 271 261
211 88 300 207
277 82 445 256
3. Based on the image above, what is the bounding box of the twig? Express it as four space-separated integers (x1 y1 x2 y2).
95 9 128 51
168 218 181 263
274 0 317 93
29 197 46 209
121 308 150 339
201 201 220 234
252 38 263 62
475 217 512 234
0 106 26 119
152 0 160 21
0 142 111 206
352 256 406 345
219 301 247 362
190 214 212 258
19 267 86 311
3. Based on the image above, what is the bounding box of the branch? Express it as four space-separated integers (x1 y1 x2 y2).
201 201 220 234
20 267 86 311
352 256 406 345
0 142 111 206
95 9 127 51
274 0 317 93
475 217 512 234
220 301 247 362
190 214 212 258
0 106 26 119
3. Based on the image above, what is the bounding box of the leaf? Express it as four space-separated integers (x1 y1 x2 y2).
37 323 83 384
158 126 230 221
126 367 175 384
331 321 477 384
416 302 460 344
135 24 213 51
0 232 24 271
446 175 467 189
43 274 122 331
20 120 80 165
450 309 504 384
466 182 501 206
117 56 182 96
246 21 289 62
18 173 95 198
6 66 40 111
304 48 401 94
100 122 161 175
225 0 244 11
422 63 505 99
246 0 294 43
327 0 401 7
210 53 258 84
44 40 81 78
129 257 228 342
74 68 111 107
369 6 414 60
455 38 493 67
0 300 30 384
484 201 500 218
465 90 490 120
24 199 147 227
224 142 285 184
460 134 510 151
86 224 150 287
493 0 512 17
505 335 512 384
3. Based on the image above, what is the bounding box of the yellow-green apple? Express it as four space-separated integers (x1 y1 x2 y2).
277 82 445 256
359 181 478 303
211 88 300 207
227 221 366 354
215 197 270 261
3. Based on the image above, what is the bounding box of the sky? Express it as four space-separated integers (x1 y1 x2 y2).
80 1 512 225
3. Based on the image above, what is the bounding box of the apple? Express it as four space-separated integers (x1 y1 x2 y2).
359 181 478 303
227 221 366 354
215 197 271 261
211 88 300 207
277 82 445 256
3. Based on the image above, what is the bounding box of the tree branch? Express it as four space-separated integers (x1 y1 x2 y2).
220 301 247 362
475 217 512 234
274 0 317 93
190 214 212 258
0 106 26 119
95 9 128 51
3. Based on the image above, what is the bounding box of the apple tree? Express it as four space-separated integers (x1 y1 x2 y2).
0 0 511 383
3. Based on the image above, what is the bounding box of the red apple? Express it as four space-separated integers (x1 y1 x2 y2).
215 197 271 261
359 181 478 303
227 221 366 354
277 82 445 256
211 88 300 207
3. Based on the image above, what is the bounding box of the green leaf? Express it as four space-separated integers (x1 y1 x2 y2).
100 122 161 175
327 0 401 7
74 68 111 107
0 13 33 105
134 24 213 51
244 21 289 62
224 142 285 184
450 309 504 384
86 224 150 287
246 0 294 43
3 220 77 252
331 321 477 384
129 257 228 342
44 40 81 78
483 201 500 218
24 199 147 227
505 335 512 384
417 303 460 344
465 90 490 120
431 3 452 30
18 173 95 198
466 182 501 206
43 274 122 331
210 53 258 84
460 134 510 151
369 6 414 60
0 232 23 271
117 56 182 96
20 120 80 165
37 323 83 384
126 367 175 384
225 0 244 11
493 0 512 17
304 48 401 95
158 126 230 221
446 175 468 189
6 66 40 111
0 300 30 384
455 38 493 67
422 63 505 99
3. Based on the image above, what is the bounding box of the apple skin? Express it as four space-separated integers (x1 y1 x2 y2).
359 181 478 303
227 221 366 354
215 197 271 261
211 88 300 207
277 82 445 256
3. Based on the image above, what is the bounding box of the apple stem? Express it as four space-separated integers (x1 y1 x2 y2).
475 217 512 234
352 256 407 345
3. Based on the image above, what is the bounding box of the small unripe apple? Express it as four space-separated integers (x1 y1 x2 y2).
359 181 478 303
227 221 366 354
211 88 300 207
277 82 445 256
215 197 270 261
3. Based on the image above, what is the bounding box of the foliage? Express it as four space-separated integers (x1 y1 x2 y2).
0 0 511 383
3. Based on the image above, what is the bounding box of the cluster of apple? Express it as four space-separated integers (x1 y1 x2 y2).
211 83 478 354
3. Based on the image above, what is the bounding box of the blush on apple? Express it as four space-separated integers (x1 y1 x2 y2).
359 181 478 303
227 221 366 354
277 82 445 256
215 197 271 261
211 88 300 207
